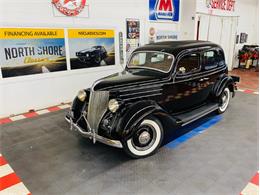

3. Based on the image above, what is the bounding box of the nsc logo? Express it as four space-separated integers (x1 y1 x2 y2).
149 0 179 21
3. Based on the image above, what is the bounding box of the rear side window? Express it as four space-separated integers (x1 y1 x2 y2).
201 50 225 70
177 53 200 75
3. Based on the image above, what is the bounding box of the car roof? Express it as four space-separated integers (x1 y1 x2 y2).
134 41 221 56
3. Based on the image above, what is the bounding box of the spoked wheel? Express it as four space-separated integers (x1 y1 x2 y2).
123 118 164 158
217 87 231 114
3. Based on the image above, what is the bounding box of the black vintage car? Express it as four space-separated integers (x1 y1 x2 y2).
76 46 108 65
66 41 239 158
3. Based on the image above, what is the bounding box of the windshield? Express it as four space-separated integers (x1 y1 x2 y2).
128 52 174 73
92 46 101 49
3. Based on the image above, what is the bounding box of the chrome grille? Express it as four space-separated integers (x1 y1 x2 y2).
87 91 109 133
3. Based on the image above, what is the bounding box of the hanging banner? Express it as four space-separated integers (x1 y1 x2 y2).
149 0 180 22
68 29 115 69
0 28 67 78
126 19 140 60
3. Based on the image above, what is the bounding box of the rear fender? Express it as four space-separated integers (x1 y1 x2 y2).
213 75 236 97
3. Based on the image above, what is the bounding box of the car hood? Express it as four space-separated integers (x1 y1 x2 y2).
93 69 168 91
78 48 96 53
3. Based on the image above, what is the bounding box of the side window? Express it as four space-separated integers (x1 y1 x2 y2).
131 53 146 65
177 53 200 75
202 50 225 70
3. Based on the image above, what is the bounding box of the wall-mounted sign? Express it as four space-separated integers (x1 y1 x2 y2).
156 30 178 42
149 0 180 22
206 0 235 12
149 27 178 43
119 32 124 65
240 33 248 44
126 19 140 60
149 27 156 43
0 28 67 78
68 29 115 70
52 0 87 16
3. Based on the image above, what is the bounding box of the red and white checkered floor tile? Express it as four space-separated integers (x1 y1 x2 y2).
240 172 259 195
0 154 31 195
0 103 71 125
237 88 259 95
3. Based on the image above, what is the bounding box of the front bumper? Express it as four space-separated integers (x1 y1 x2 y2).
65 114 123 149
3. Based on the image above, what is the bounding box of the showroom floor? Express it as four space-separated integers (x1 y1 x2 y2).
1 91 258 195
230 68 259 92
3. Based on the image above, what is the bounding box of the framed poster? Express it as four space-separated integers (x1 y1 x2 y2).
149 0 180 22
0 28 67 78
68 29 115 70
126 19 140 60
240 33 248 44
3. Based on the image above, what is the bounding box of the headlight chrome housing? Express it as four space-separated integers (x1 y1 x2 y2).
108 99 119 113
77 90 87 102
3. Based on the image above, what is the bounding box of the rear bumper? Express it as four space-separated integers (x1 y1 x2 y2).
231 76 240 83
65 115 123 149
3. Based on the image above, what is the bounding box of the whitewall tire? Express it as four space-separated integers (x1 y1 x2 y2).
217 87 231 114
123 118 164 158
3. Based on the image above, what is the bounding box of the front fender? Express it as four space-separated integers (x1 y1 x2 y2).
116 100 161 140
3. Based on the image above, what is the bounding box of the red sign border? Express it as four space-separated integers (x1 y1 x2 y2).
52 0 87 16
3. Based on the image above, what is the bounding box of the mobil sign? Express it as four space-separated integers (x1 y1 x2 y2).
149 0 180 21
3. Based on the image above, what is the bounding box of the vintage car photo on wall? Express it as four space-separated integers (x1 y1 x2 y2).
68 29 115 69
66 41 240 158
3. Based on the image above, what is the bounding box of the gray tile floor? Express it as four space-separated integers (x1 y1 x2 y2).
1 92 258 195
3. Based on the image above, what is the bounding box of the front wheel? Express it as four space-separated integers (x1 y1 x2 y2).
122 118 164 159
217 87 231 114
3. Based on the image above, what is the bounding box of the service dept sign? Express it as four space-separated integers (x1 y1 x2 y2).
52 0 86 16
206 0 235 11
149 0 180 22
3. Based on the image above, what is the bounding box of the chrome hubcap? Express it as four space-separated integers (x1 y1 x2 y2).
222 93 228 106
138 131 151 145
220 89 230 111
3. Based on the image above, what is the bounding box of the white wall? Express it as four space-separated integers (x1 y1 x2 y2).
180 0 197 40
0 0 183 117
196 0 259 44
196 0 259 69
232 0 259 68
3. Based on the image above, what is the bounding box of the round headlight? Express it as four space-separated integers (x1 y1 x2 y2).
77 90 87 102
108 99 119 113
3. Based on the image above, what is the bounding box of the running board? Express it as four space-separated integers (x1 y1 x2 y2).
173 103 219 127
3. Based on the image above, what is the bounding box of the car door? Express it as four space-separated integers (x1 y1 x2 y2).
163 52 203 114
199 48 227 97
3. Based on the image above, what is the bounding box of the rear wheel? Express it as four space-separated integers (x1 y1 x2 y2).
217 87 231 114
123 118 164 158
